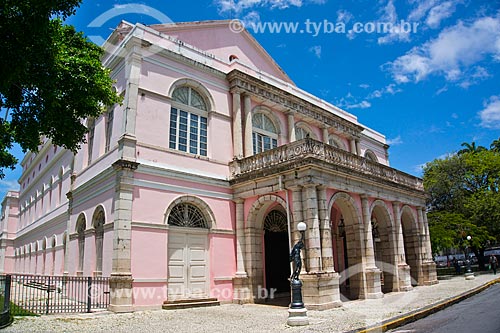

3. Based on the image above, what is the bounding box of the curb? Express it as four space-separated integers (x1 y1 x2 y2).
348 277 500 333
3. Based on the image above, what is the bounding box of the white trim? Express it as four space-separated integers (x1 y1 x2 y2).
214 276 233 282
133 278 168 283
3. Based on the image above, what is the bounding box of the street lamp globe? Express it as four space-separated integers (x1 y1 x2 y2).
467 235 471 241
297 222 307 232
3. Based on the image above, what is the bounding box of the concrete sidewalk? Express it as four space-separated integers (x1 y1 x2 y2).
4 273 499 333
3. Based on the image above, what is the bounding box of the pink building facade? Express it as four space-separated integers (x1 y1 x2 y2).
0 20 436 312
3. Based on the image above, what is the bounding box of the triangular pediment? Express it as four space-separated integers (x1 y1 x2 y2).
148 20 294 85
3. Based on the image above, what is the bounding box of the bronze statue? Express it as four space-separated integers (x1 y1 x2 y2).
290 230 305 280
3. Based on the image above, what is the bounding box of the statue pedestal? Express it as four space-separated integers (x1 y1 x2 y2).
287 308 309 326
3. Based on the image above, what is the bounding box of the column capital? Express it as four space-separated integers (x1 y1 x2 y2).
360 193 369 200
233 198 245 204
230 87 244 95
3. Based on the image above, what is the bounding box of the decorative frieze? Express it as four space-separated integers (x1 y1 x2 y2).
228 70 363 138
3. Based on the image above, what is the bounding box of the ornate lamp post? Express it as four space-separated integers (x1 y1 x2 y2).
465 235 475 280
287 222 309 326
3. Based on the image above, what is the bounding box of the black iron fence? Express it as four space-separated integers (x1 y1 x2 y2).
1 274 109 316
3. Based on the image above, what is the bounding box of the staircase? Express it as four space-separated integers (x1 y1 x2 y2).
162 298 220 310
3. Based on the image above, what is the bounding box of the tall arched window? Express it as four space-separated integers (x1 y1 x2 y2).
87 118 95 165
295 123 315 141
328 135 346 150
365 150 378 163
169 86 208 156
105 108 114 153
93 209 105 274
168 203 208 229
76 215 86 274
252 112 278 154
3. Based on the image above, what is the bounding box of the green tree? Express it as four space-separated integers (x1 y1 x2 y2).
0 0 121 179
424 140 500 269
491 137 500 153
457 141 487 155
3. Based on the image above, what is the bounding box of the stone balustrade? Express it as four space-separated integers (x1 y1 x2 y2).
229 138 424 191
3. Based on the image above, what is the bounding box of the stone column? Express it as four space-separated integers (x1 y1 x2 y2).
233 199 251 303
392 202 412 291
290 186 305 273
288 113 296 143
355 139 361 156
232 89 243 158
317 186 334 272
421 209 438 285
350 138 356 155
243 94 253 157
109 160 138 313
360 195 383 298
322 127 329 144
303 184 322 272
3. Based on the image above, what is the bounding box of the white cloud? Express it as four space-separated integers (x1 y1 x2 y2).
387 135 403 146
309 45 322 59
377 0 413 44
425 1 457 28
479 96 500 129
346 100 371 109
215 0 324 14
459 66 491 89
0 179 19 192
241 11 262 31
408 0 438 22
359 84 370 89
367 84 402 99
337 9 353 24
386 15 500 84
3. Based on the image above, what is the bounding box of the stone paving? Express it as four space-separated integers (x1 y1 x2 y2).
4 273 499 333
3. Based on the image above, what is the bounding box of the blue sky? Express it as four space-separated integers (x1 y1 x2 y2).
1 0 499 199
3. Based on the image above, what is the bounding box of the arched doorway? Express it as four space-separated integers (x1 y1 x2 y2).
166 199 211 300
371 203 396 293
329 193 364 301
263 209 290 303
401 207 420 286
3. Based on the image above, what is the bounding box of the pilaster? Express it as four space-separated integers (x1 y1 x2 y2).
317 186 334 272
243 94 253 157
109 159 139 313
392 202 412 292
288 112 296 143
232 89 243 158
361 195 383 299
302 184 322 272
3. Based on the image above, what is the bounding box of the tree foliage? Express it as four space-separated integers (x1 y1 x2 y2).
0 0 121 178
423 138 500 267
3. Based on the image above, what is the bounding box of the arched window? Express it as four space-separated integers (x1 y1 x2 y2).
93 208 105 274
87 118 95 165
76 215 86 274
169 86 208 156
105 108 114 153
168 203 208 229
295 123 315 141
328 135 346 150
365 150 378 163
252 112 278 154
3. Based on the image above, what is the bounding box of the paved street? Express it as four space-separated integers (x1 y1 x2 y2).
389 283 500 333
4 274 499 333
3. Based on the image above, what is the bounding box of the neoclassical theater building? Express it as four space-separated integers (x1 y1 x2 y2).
0 20 437 312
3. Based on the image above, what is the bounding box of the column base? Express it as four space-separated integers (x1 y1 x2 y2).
422 261 439 285
109 273 134 313
398 264 413 292
465 272 475 280
364 267 384 299
301 272 342 310
232 276 252 304
287 308 309 326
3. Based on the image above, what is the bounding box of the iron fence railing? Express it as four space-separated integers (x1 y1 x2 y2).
1 274 109 315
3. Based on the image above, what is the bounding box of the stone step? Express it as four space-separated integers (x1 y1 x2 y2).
162 298 220 310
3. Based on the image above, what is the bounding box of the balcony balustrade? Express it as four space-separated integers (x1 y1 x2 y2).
229 138 423 191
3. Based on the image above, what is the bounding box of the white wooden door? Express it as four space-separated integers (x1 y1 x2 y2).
168 230 208 300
